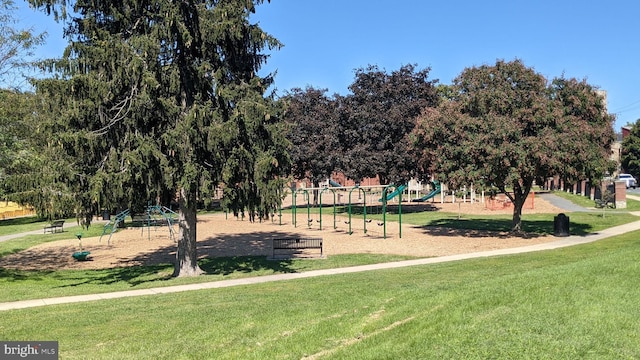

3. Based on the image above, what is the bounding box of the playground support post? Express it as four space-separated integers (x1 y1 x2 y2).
319 187 338 230
382 184 403 239
347 186 368 235
292 188 312 228
301 189 311 228
291 188 297 228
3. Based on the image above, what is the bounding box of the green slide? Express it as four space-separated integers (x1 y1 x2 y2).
411 180 441 202
379 184 407 202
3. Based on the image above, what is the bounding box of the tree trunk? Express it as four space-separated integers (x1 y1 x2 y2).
511 194 525 233
173 188 204 277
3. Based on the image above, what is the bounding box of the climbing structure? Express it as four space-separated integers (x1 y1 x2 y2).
99 205 179 245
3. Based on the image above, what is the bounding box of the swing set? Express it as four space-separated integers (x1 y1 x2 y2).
283 184 404 239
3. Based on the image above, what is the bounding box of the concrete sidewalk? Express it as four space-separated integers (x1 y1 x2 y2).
0 229 48 243
3 219 640 312
627 194 640 202
537 192 593 212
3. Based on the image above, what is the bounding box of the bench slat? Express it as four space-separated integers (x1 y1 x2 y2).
44 220 65 233
272 237 323 258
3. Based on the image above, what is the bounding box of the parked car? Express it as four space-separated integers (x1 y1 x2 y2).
616 173 637 189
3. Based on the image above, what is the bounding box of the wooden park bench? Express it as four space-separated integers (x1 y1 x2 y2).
128 214 161 227
128 214 168 228
128 214 150 227
272 237 324 259
44 220 65 233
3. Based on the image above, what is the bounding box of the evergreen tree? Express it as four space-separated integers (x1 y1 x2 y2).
29 0 289 276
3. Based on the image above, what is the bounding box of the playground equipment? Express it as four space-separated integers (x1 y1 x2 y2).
380 184 403 239
318 186 339 230
100 205 178 245
485 192 535 210
286 183 403 239
411 180 441 202
346 186 370 235
291 189 312 228
379 184 406 202
72 232 91 261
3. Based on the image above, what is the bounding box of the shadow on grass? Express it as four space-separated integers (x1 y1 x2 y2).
421 218 594 237
198 256 295 275
53 255 296 288
0 267 46 281
0 217 43 227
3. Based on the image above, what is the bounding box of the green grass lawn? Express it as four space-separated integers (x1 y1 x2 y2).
2 193 640 358
286 204 639 235
0 253 417 303
552 189 640 211
0 216 85 236
0 216 52 236
2 230 640 359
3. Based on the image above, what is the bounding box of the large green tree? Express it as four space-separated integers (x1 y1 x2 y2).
621 119 640 177
0 0 46 201
412 59 614 232
29 0 289 276
0 90 46 202
339 64 438 185
0 0 45 87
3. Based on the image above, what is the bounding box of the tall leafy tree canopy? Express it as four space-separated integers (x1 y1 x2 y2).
339 64 438 185
0 0 45 88
0 1 47 208
28 0 289 276
0 90 39 196
283 87 341 187
412 59 614 232
621 119 640 178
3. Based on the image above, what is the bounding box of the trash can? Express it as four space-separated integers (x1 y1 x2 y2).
553 213 569 237
102 210 110 221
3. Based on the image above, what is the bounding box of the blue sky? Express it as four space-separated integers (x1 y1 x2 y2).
17 0 640 131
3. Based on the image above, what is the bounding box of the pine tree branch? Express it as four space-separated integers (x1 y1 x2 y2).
92 84 139 135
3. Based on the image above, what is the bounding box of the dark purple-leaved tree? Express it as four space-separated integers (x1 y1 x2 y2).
339 64 438 185
283 87 342 194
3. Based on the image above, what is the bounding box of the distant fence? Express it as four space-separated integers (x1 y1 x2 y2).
0 208 36 220
485 193 534 211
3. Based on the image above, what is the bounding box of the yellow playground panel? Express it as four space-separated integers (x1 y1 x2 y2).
0 201 36 219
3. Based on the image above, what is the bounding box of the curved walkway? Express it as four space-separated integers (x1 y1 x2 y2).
537 192 593 212
0 229 49 243
2 205 640 311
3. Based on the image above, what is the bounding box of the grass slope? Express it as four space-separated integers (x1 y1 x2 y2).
1 192 640 358
1 231 639 359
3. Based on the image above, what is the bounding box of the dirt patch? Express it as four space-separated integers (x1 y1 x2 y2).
0 196 566 271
